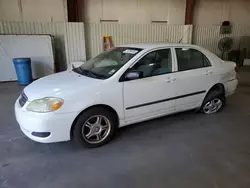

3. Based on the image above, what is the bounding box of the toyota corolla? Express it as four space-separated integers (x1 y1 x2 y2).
15 43 238 148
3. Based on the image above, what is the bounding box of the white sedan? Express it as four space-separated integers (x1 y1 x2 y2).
15 43 238 147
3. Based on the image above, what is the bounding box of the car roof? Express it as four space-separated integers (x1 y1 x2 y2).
118 43 201 50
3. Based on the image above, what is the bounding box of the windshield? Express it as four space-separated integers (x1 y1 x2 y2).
73 47 142 79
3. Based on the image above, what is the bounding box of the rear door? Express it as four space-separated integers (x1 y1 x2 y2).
173 47 216 112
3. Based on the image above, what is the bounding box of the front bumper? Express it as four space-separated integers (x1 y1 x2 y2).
15 99 77 143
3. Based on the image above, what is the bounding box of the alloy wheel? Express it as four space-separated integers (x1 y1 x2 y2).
81 115 111 144
203 98 223 114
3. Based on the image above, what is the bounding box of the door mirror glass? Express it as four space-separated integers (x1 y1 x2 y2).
125 71 142 80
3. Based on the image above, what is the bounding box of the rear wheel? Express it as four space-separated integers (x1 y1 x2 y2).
73 107 117 148
201 91 225 114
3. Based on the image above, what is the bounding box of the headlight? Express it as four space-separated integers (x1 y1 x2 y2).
27 97 64 113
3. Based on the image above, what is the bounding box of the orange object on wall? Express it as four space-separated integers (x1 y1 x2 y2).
103 36 113 51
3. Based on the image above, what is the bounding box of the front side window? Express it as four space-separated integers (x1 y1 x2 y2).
73 47 142 79
175 48 211 71
130 49 172 78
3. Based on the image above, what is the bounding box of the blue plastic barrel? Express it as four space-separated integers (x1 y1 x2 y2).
13 58 33 85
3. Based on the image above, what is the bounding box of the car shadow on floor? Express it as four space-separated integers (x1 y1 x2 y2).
16 110 196 152
43 110 204 151
8 89 244 155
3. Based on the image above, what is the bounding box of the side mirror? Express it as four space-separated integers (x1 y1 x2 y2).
125 70 143 80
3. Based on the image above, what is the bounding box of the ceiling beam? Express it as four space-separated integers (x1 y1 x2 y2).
67 0 83 22
185 0 194 25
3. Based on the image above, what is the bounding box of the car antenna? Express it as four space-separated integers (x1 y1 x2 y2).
178 26 191 43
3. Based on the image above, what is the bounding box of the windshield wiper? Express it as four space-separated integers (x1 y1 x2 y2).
75 67 107 79
73 67 94 77
89 71 107 79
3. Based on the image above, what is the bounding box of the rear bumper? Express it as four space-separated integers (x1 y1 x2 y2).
224 79 238 96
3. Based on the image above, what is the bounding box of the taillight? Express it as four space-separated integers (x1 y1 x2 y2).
234 65 238 72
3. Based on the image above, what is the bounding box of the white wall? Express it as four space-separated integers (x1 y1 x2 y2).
1 0 250 25
85 23 187 58
84 0 186 24
0 0 68 22
0 22 86 70
193 0 250 25
85 0 250 25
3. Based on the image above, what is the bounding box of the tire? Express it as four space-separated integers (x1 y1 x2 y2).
73 107 117 148
201 90 226 114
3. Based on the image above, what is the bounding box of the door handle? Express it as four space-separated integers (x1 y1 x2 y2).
165 77 176 83
205 71 213 75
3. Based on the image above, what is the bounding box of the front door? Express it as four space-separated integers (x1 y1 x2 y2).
122 48 177 124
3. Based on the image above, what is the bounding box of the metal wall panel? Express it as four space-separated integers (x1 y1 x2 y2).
2 21 250 71
193 25 250 56
0 21 86 71
85 23 185 58
64 23 86 64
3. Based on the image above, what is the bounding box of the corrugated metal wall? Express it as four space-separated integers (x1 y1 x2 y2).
85 23 185 58
193 25 250 56
1 21 250 71
64 23 86 65
0 21 86 71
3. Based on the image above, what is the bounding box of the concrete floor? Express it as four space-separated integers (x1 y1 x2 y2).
1 68 250 188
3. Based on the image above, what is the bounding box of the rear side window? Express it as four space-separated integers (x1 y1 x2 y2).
175 48 211 71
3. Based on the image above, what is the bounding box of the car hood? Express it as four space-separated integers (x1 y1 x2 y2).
24 71 102 101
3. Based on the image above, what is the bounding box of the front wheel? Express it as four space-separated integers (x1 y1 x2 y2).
201 91 225 114
73 107 117 148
